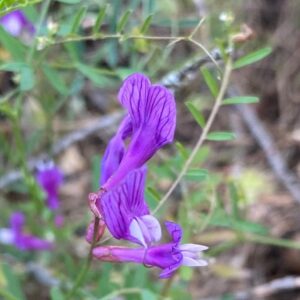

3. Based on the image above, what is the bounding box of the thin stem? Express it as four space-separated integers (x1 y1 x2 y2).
153 58 232 214
160 275 175 299
46 33 184 46
66 217 100 300
27 0 52 63
189 17 206 39
188 37 220 69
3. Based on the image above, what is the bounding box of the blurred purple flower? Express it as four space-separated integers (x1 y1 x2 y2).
97 167 161 247
36 161 63 211
93 221 207 278
54 215 64 228
0 212 52 251
0 10 34 37
101 73 176 191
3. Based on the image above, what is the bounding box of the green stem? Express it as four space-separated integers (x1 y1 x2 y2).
153 58 232 214
66 217 100 299
27 0 52 64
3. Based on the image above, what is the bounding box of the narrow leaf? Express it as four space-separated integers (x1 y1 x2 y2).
146 186 160 202
0 0 41 16
20 65 35 91
201 67 219 97
175 141 189 160
42 64 68 95
75 63 115 87
233 47 272 69
185 169 208 181
0 27 26 60
93 5 107 34
140 14 152 34
206 131 236 141
185 101 206 128
117 9 131 33
223 96 259 105
70 6 86 34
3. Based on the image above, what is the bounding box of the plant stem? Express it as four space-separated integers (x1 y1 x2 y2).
66 217 100 299
27 0 52 64
153 58 232 214
160 275 175 299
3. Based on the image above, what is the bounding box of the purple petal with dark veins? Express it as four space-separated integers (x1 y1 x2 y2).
100 115 132 185
99 167 160 246
103 74 176 190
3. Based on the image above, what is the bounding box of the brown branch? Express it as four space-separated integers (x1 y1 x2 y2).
228 87 300 204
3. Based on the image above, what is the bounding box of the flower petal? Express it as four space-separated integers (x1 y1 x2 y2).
0 228 14 245
36 162 63 211
104 74 176 190
118 73 151 130
165 221 182 244
100 116 132 185
140 215 162 243
10 212 25 235
99 167 150 244
129 218 147 247
16 235 53 251
179 243 208 252
181 257 208 267
159 259 182 279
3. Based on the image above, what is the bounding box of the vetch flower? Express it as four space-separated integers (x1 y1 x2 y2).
0 10 34 37
101 73 176 191
0 212 53 251
93 221 208 278
97 167 161 247
100 115 132 185
36 161 63 211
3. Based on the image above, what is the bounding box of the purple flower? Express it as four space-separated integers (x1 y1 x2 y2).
100 116 132 185
98 167 161 246
101 73 176 191
0 212 53 251
0 10 34 37
93 221 208 278
36 161 63 211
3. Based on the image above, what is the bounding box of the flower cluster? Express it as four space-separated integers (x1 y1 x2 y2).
0 162 63 251
88 73 208 278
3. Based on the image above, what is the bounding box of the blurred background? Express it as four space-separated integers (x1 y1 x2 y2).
1 0 300 299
